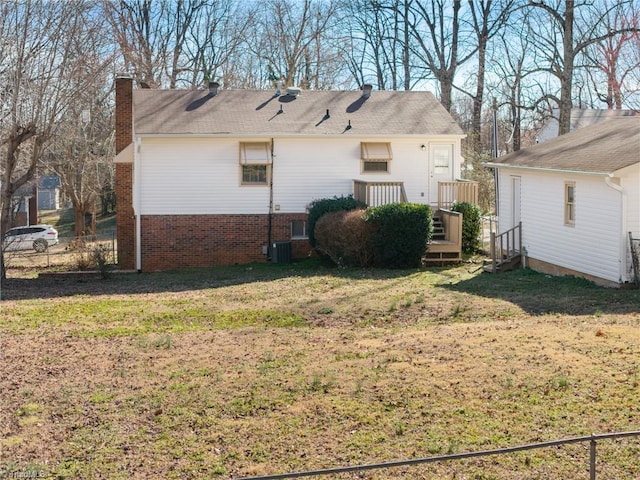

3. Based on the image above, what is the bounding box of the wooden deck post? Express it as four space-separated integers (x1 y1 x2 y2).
490 232 496 273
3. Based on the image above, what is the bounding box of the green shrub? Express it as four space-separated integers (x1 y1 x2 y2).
451 201 481 254
364 203 433 268
307 195 367 247
314 209 373 267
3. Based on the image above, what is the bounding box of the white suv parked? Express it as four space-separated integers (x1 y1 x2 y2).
3 224 59 252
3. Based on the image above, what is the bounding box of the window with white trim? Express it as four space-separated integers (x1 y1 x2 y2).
291 219 308 239
240 142 271 185
361 142 392 173
242 165 269 184
565 182 576 225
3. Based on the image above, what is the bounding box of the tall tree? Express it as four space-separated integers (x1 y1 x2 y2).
0 0 105 280
488 8 545 153
183 1 255 88
526 0 640 135
465 0 515 150
251 0 339 89
407 0 469 112
338 0 416 91
583 7 640 109
46 72 115 237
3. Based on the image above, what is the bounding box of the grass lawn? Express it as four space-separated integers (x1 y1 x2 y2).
0 260 638 479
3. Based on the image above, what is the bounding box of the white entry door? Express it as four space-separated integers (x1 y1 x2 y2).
429 143 454 206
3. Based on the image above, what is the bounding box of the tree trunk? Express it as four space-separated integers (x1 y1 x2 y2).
557 0 575 136
74 206 87 237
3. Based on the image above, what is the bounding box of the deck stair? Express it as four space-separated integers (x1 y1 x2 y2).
432 216 446 241
483 252 521 273
424 210 462 264
483 222 523 273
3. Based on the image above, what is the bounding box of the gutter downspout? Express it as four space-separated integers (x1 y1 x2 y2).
491 100 500 220
605 174 627 283
267 138 274 261
134 137 142 272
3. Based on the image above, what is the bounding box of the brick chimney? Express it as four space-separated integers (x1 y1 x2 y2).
115 75 133 154
115 75 136 270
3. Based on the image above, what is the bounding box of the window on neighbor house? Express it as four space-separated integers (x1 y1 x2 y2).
239 142 271 185
565 182 576 225
361 142 392 173
291 219 307 239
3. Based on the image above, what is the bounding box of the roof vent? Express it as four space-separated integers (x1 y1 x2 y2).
209 81 220 96
362 84 373 98
286 86 302 97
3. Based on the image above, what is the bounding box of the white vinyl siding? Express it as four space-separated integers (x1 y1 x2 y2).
136 136 462 216
138 138 270 214
498 168 623 283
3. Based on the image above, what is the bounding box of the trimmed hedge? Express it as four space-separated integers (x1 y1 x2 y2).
314 209 373 267
451 201 481 254
307 195 367 247
364 203 433 268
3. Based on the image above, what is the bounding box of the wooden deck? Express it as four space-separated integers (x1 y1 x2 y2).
352 180 478 265
425 209 462 264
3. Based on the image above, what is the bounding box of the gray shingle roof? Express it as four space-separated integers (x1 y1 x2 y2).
488 117 640 174
133 88 464 137
537 108 637 142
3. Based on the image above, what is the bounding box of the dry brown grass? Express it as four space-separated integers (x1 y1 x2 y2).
1 261 638 479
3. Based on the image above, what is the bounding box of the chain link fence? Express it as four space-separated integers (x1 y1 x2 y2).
4 231 117 271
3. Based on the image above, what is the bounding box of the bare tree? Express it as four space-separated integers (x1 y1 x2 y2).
46 75 115 237
0 0 106 279
487 8 549 153
407 0 471 112
464 0 515 150
251 0 339 89
526 0 640 135
582 7 640 109
184 1 256 88
104 0 171 88
337 0 416 91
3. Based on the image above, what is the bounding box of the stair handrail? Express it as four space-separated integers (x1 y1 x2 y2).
489 222 522 273
629 232 640 287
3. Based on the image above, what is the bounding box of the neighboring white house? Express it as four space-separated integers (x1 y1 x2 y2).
486 117 640 287
114 78 467 271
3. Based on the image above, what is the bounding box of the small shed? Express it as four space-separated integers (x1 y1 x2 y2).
486 117 640 287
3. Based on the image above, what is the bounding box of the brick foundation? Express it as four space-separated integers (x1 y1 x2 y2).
139 213 313 271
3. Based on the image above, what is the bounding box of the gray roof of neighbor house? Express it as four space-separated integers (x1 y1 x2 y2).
536 108 638 142
133 88 464 137
487 117 640 174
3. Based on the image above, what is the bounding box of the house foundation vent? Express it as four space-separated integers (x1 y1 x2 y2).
271 241 292 263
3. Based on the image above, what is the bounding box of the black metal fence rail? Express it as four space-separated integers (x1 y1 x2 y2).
235 430 640 480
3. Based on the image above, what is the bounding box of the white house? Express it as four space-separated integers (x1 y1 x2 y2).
486 117 640 287
114 77 467 271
